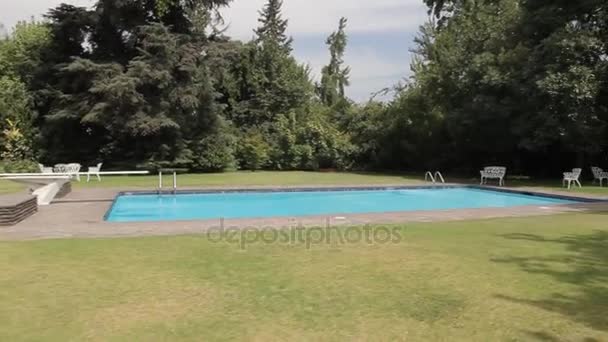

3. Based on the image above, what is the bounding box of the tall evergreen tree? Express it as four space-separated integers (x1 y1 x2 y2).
254 0 293 54
46 24 223 167
319 17 350 106
227 0 311 127
36 0 233 166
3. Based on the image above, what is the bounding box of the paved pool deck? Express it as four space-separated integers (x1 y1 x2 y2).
1 184 607 241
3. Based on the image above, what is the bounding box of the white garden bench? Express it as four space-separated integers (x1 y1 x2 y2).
480 166 507 186
54 163 82 181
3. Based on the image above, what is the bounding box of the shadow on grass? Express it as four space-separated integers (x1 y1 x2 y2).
523 330 600 342
492 230 608 332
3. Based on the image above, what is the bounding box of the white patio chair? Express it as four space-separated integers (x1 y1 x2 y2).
53 164 67 173
480 166 507 186
591 167 608 187
65 163 82 181
38 163 54 174
87 163 103 182
562 168 582 189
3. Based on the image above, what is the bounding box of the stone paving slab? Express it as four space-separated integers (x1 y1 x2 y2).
1 184 606 241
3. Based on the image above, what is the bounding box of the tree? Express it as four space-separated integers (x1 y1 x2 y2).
34 0 236 167
155 0 232 16
0 20 51 83
0 21 49 158
45 24 223 167
254 0 293 54
225 0 312 127
0 77 35 136
319 17 350 107
385 0 608 174
515 0 608 166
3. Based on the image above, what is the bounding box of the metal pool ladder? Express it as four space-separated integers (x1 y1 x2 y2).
425 171 446 184
158 171 178 194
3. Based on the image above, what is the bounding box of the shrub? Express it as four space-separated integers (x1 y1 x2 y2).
0 159 39 173
238 132 270 171
191 132 238 172
1 118 33 161
299 117 353 170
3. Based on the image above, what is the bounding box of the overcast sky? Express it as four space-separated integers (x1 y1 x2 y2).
0 0 429 101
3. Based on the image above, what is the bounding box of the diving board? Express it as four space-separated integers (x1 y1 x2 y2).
1 175 71 205
0 171 149 205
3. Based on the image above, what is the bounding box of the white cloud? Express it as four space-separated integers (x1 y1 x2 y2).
0 0 94 29
221 0 427 40
303 46 412 101
346 49 411 101
299 45 411 95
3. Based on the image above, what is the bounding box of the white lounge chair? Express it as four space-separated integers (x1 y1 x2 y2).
480 166 507 186
563 168 582 189
87 163 103 182
38 163 54 174
591 167 608 187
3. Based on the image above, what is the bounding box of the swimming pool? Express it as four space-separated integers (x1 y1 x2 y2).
105 187 578 222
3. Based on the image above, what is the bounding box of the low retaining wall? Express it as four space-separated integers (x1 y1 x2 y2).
0 195 38 226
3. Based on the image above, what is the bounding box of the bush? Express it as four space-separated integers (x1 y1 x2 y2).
191 132 238 172
265 112 353 171
1 118 34 161
0 159 39 173
267 114 303 170
238 132 270 171
299 118 353 170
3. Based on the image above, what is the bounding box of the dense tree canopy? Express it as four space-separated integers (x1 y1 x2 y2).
1 0 607 177
370 0 608 175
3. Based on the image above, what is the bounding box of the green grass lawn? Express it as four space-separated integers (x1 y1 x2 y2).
74 171 422 189
2 213 607 340
0 171 420 195
0 180 26 194
533 185 608 196
2 171 608 197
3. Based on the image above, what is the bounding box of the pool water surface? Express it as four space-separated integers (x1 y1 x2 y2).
105 187 576 222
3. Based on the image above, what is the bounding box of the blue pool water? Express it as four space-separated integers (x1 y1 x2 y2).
105 187 576 222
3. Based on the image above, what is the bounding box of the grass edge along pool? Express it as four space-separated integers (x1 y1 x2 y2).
105 186 587 223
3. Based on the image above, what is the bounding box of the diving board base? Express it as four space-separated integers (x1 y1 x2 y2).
0 195 38 226
31 180 71 205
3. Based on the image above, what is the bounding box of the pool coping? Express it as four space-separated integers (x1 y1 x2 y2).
115 184 604 202
2 183 607 241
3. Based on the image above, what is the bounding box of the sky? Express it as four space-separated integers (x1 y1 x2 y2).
0 0 429 102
